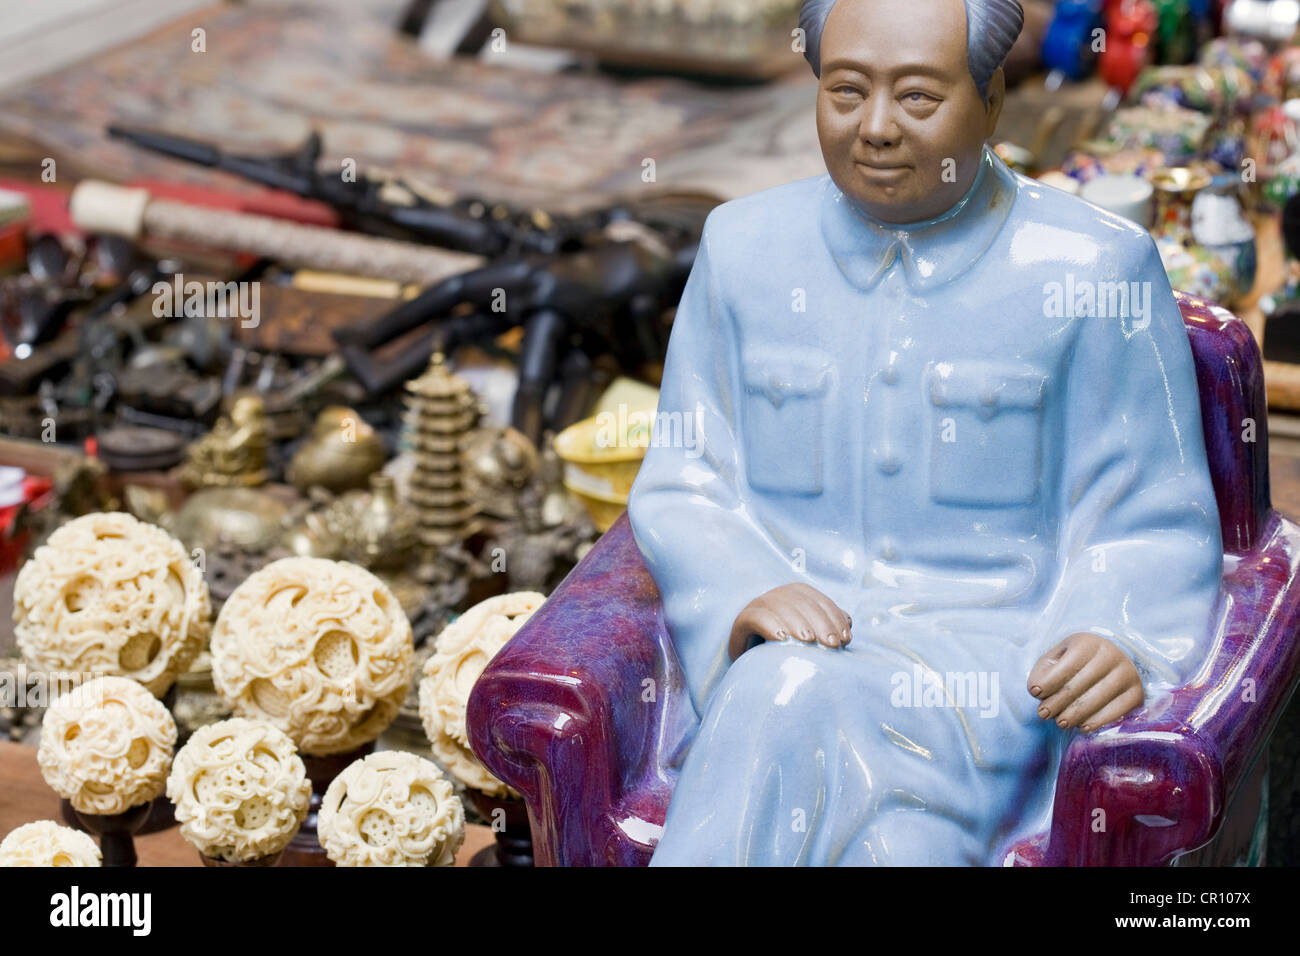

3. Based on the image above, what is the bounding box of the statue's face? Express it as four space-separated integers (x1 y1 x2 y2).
816 0 1004 224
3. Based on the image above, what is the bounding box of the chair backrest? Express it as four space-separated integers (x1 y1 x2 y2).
1176 292 1272 555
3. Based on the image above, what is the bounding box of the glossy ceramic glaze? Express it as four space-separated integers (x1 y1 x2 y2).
463 0 1273 858
467 287 1300 866
628 148 1221 865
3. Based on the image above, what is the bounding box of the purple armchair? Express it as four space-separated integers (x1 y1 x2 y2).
467 292 1300 867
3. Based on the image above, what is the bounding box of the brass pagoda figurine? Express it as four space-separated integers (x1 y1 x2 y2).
403 353 481 551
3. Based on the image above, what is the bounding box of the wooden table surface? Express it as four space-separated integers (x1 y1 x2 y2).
0 741 496 867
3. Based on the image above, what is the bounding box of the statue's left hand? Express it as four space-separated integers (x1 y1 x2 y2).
1026 633 1143 733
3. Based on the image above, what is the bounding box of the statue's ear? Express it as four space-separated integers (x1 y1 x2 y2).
984 67 1005 137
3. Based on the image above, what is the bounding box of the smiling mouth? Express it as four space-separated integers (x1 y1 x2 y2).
855 163 910 180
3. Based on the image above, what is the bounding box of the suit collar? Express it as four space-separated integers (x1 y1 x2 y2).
820 145 1017 292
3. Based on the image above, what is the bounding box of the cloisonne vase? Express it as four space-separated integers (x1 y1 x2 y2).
1150 166 1241 305
1192 169 1257 301
1260 101 1300 212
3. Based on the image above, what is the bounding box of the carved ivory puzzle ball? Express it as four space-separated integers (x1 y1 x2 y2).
317 750 465 867
419 591 545 796
0 821 102 867
166 718 311 862
38 676 177 816
13 511 211 697
211 556 414 756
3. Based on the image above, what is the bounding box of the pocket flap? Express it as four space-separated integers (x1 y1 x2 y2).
742 346 833 407
927 361 1046 410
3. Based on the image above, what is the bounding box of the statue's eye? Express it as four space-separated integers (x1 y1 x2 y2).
900 91 942 115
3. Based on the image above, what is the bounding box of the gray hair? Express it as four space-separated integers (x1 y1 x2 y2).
798 0 1023 98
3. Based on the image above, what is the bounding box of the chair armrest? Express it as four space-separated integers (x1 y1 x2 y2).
1045 510 1300 865
467 514 692 866
1178 292 1270 554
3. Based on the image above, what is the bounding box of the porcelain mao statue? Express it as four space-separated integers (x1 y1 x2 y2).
625 0 1223 865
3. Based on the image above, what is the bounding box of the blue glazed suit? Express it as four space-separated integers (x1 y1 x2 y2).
626 147 1223 865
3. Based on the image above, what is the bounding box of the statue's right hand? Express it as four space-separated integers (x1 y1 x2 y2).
728 583 852 661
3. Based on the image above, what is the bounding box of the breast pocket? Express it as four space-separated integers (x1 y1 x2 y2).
927 361 1047 507
741 347 833 496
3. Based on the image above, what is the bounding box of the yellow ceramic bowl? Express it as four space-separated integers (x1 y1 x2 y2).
553 413 651 531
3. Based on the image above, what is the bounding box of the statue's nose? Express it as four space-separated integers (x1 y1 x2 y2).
858 94 901 149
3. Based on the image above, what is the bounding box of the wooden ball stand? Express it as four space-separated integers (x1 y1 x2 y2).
60 683 179 835
62 793 175 834
200 849 285 867
467 790 534 867
75 801 152 867
278 743 375 867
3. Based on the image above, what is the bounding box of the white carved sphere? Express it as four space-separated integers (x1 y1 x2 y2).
14 512 210 696
0 821 101 867
166 718 310 862
38 675 177 816
419 591 544 796
317 750 465 867
211 557 413 756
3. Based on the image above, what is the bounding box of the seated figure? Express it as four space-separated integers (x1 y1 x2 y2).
625 0 1223 865
180 395 269 488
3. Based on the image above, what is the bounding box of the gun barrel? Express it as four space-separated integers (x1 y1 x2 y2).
107 125 222 168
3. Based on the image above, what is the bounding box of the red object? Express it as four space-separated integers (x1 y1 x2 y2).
1099 0 1157 95
0 178 73 237
0 175 339 241
121 180 340 268
0 217 20 362
0 473 53 575
127 180 339 229
0 220 26 272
